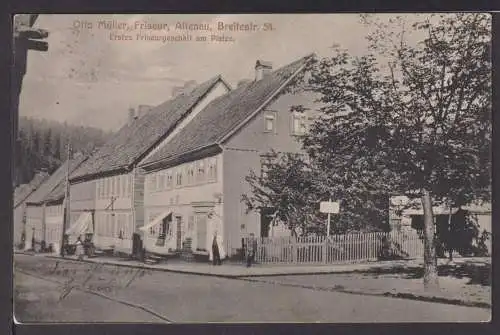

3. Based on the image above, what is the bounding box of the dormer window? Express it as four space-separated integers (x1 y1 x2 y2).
264 111 277 133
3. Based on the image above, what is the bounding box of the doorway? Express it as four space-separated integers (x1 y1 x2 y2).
260 208 274 238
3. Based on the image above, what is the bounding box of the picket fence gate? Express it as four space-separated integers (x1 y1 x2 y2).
228 231 424 265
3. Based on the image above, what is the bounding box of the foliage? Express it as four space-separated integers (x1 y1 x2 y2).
15 116 113 186
242 14 491 245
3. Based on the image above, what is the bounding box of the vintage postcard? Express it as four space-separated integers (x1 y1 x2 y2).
12 13 491 323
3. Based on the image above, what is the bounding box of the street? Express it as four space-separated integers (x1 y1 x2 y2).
14 254 490 323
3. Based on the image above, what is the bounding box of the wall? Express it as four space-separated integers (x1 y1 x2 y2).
44 204 63 247
222 89 320 251
143 153 223 255
13 204 26 247
93 172 134 252
69 179 96 225
224 90 320 153
25 205 44 249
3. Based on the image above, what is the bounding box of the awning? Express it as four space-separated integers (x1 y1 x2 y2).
139 211 172 232
65 212 93 236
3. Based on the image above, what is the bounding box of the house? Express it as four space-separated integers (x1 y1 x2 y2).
23 154 87 251
67 76 232 256
138 54 319 257
40 155 88 252
13 171 49 248
389 196 492 255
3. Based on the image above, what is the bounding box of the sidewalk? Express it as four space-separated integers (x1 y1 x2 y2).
15 250 488 278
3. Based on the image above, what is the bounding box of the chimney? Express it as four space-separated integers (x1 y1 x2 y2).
255 60 273 81
128 107 136 125
137 105 153 119
237 79 252 87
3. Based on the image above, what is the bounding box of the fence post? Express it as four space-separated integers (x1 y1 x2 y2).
322 235 327 264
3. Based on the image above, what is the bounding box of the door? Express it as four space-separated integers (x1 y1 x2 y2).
176 216 182 251
260 208 274 238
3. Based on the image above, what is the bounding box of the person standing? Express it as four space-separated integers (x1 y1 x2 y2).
75 236 84 261
211 232 222 265
246 233 258 267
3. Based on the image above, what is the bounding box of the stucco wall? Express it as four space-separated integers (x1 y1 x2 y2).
69 180 96 226
222 89 319 251
25 205 44 248
143 153 223 254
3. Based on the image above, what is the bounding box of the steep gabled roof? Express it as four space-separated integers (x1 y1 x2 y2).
13 172 49 208
70 75 230 182
141 54 314 170
25 155 87 206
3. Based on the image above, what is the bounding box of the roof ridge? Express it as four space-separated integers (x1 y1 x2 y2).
139 53 314 169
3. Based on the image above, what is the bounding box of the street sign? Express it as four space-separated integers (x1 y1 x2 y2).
320 201 340 214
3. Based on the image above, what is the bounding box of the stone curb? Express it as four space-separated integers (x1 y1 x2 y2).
39 253 418 279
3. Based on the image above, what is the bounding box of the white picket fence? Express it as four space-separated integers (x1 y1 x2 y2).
230 231 424 265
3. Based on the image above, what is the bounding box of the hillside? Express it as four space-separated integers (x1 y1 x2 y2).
15 116 113 186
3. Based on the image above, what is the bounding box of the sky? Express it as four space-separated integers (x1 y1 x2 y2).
19 14 426 131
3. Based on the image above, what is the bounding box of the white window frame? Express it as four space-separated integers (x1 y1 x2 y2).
264 111 277 133
196 160 205 183
291 112 307 136
207 157 217 182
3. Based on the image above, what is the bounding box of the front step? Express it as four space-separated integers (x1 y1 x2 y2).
144 254 164 265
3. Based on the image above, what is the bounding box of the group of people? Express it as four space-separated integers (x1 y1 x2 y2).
210 232 258 267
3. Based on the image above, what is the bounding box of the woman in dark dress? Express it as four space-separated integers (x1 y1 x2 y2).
212 233 222 265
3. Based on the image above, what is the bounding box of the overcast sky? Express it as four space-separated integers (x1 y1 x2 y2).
19 14 425 131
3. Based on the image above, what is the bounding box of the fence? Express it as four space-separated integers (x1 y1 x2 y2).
230 231 424 265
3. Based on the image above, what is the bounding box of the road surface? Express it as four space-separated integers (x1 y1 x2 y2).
14 254 491 323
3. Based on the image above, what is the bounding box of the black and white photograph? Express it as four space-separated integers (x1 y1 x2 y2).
12 13 492 323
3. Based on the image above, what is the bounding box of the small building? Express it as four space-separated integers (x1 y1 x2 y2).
138 54 319 257
13 171 49 248
68 76 231 255
390 196 492 256
23 155 87 251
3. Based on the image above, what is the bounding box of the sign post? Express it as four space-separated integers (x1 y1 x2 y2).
320 199 340 237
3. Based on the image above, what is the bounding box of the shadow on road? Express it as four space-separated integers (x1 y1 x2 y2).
360 260 491 286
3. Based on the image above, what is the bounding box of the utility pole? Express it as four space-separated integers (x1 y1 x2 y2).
12 14 49 187
60 142 71 256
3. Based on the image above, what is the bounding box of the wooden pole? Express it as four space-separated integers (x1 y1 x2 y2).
60 142 71 256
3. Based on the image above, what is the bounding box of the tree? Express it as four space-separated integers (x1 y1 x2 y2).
243 13 491 291
307 13 491 290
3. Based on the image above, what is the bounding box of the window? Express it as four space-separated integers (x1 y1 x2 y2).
188 215 195 231
264 111 277 132
127 175 133 196
187 163 195 185
196 160 205 183
176 168 183 187
111 177 116 197
117 176 121 197
260 155 274 179
114 176 119 196
96 181 101 199
207 157 217 182
291 113 307 135
99 180 104 199
159 172 166 190
103 179 108 198
196 214 208 251
148 175 155 192
166 171 173 189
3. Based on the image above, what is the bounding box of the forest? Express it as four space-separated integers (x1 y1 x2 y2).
15 116 113 186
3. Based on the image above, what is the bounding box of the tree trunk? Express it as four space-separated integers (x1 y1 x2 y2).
421 189 439 291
